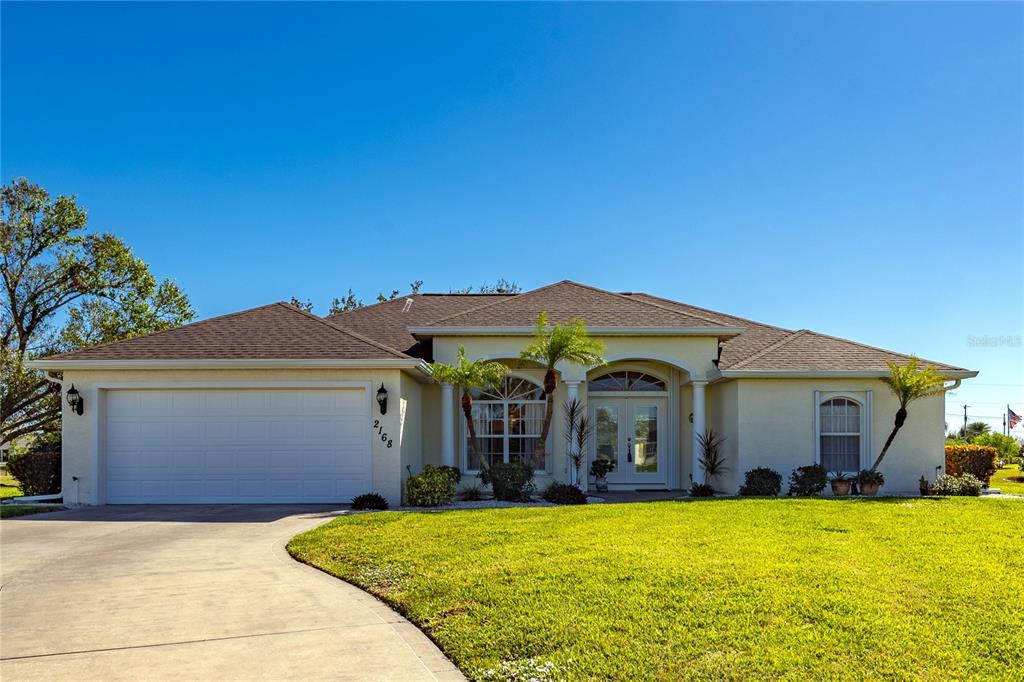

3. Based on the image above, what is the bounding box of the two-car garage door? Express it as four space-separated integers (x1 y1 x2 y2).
104 388 371 504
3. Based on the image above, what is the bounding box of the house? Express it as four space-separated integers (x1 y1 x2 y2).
29 281 976 505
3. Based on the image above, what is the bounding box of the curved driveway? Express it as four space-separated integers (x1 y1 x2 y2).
1 505 463 681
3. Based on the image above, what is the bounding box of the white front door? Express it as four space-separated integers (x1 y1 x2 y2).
591 397 668 487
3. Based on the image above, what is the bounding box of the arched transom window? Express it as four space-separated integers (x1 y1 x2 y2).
819 398 861 472
466 376 546 472
589 371 666 392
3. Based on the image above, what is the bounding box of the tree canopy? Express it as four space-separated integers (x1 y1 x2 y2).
1 178 193 445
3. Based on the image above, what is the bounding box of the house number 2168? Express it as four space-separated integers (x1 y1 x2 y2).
373 419 393 448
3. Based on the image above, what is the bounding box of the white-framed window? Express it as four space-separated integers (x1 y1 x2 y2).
588 370 667 392
815 391 871 473
465 376 547 472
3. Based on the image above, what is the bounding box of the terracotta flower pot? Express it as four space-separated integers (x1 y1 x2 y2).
830 480 852 496
860 482 881 496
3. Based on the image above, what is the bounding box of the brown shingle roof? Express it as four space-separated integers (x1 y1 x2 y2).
324 294 515 357
423 281 735 328
42 303 409 361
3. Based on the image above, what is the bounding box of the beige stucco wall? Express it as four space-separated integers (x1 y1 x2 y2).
729 379 945 494
706 380 739 492
57 367 413 506
398 372 423 499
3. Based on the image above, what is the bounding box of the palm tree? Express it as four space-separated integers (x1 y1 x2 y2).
520 312 605 466
959 421 991 440
872 357 949 470
429 346 510 470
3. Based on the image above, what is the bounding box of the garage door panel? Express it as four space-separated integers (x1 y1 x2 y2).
105 388 371 504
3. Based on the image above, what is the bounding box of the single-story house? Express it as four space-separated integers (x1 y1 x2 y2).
30 280 976 505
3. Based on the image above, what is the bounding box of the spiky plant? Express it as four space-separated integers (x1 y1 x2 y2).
873 357 949 470
520 312 605 466
563 397 593 489
697 429 728 485
429 346 510 470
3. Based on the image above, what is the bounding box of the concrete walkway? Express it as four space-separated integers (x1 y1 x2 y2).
0 505 463 681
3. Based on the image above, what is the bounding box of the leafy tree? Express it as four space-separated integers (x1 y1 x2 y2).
970 431 1020 464
428 346 509 470
478 278 521 294
520 312 605 466
288 297 314 313
958 421 991 440
1 178 193 445
872 357 949 470
329 289 363 314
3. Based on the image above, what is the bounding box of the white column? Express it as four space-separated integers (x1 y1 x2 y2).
566 380 580 404
691 380 707 485
441 383 455 467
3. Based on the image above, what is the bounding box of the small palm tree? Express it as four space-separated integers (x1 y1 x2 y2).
959 421 991 440
520 312 605 466
697 429 728 486
429 346 510 470
872 357 949 470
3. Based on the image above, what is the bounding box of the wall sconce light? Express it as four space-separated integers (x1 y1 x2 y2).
66 384 84 415
376 383 388 415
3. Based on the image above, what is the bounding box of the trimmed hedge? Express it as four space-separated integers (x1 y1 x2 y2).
945 444 998 486
789 464 828 496
405 465 457 506
351 492 389 510
480 461 535 501
931 473 983 497
7 449 61 497
542 482 587 505
739 467 783 497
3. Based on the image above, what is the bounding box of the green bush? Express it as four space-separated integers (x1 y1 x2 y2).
405 465 457 506
689 482 715 497
857 469 885 486
945 444 998 485
351 493 389 510
788 464 828 496
7 449 61 497
542 482 587 505
437 465 462 485
739 467 782 496
970 432 1021 465
480 461 535 501
930 473 983 497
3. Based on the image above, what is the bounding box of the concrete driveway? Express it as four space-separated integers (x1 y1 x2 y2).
0 505 463 681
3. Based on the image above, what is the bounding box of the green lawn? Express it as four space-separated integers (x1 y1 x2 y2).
992 464 1024 495
0 505 57 519
0 473 22 499
289 499 1024 681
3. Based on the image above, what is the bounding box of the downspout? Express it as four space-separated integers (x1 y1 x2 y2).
9 371 67 504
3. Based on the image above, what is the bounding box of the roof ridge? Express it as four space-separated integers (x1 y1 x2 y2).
798 329 964 371
629 292 793 333
564 281 734 327
730 329 809 369
422 280 574 325
279 303 411 359
45 302 289 359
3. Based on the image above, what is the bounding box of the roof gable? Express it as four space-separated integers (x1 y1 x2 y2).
42 303 409 362
421 280 735 329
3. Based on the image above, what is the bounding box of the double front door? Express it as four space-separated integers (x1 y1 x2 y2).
591 397 667 486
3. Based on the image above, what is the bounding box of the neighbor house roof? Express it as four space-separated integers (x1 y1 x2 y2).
37 303 411 364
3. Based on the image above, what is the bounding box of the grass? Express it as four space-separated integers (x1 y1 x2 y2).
289 498 1024 681
991 464 1024 495
0 505 58 519
0 472 23 499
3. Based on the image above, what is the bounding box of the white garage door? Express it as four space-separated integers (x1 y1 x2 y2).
104 388 371 504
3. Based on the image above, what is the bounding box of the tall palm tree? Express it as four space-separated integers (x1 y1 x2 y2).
959 421 991 440
873 357 949 470
520 312 605 466
429 346 510 470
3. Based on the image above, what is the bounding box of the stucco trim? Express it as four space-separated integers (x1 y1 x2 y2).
408 325 744 337
29 358 433 373
715 369 978 380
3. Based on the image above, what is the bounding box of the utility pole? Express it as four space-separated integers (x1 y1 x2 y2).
963 404 969 438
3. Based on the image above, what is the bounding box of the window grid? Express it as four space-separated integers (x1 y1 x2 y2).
466 377 546 472
819 398 861 473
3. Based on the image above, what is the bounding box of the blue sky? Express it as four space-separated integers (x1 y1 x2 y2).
2 2 1021 434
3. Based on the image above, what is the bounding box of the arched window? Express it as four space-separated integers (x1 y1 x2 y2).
819 398 861 472
589 371 666 392
466 376 546 472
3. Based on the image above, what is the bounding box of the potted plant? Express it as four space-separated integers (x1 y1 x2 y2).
858 469 885 496
918 476 930 496
829 471 853 497
590 458 616 492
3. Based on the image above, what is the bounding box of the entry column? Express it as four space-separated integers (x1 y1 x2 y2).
691 380 707 484
441 383 455 467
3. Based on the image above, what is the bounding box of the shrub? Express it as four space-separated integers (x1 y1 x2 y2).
459 484 484 501
738 467 782 496
945 444 998 485
405 465 457 506
970 432 1020 465
480 461 535 501
351 492 389 510
930 473 983 497
542 482 587 505
788 464 828 496
437 465 462 486
7 449 61 497
689 482 715 497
